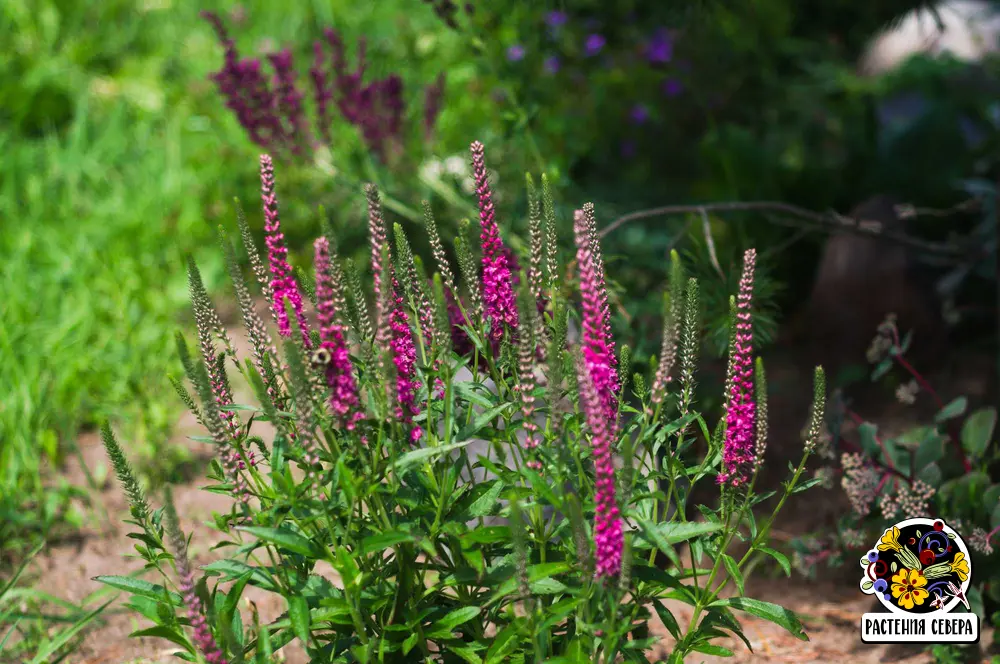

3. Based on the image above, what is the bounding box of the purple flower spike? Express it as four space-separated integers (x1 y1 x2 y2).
584 34 606 56
470 141 519 341
260 154 311 348
574 208 620 422
718 248 758 489
576 356 624 580
507 44 526 61
543 55 561 75
314 237 362 430
630 104 649 124
389 278 422 443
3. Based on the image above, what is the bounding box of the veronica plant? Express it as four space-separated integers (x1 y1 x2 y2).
100 141 826 663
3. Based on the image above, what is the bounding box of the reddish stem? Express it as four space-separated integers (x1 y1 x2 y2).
888 329 972 472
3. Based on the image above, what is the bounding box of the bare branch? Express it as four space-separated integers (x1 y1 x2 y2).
598 199 981 261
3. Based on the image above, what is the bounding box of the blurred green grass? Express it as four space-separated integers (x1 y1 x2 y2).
0 0 479 551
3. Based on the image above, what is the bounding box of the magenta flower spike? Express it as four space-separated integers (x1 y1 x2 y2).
470 141 519 341
576 357 624 579
574 209 620 422
718 248 758 488
314 237 362 429
260 154 311 348
389 277 422 443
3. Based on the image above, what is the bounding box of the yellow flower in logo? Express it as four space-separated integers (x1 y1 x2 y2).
949 552 969 582
878 526 902 552
891 568 929 610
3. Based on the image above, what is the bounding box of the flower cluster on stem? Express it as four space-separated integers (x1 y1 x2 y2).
314 237 362 429
576 357 624 579
470 141 519 341
573 208 620 422
389 277 422 443
260 155 310 348
717 249 757 488
164 490 226 664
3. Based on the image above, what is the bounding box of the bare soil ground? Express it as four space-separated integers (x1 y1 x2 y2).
24 333 997 664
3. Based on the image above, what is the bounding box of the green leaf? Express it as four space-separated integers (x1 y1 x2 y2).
446 644 484 664
393 439 476 475
236 526 319 557
721 554 744 595
458 403 513 440
403 631 420 655
461 526 511 545
651 599 681 640
28 598 114 664
961 407 996 459
221 572 253 649
469 481 505 518
757 546 791 577
862 580 874 591
692 643 734 657
93 575 181 605
489 563 569 605
434 606 481 631
914 430 946 471
857 422 881 459
486 622 521 664
710 597 808 641
935 397 968 423
638 520 722 565
360 530 415 555
201 560 279 593
288 595 310 646
129 626 195 653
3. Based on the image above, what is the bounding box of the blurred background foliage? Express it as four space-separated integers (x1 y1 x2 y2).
2 0 998 558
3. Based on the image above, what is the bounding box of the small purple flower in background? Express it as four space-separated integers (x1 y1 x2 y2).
507 44 526 61
543 55 561 75
620 140 637 158
646 28 674 64
662 77 684 97
584 33 606 56
629 104 649 124
546 10 568 28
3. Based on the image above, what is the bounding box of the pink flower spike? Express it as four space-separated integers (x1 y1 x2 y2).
574 209 620 422
470 141 519 341
576 356 624 579
260 154 311 348
314 237 362 429
718 248 758 488
389 277 422 443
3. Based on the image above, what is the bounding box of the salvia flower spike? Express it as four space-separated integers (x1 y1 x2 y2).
576 356 624 579
163 489 226 664
260 154 311 348
470 141 519 340
573 208 620 422
718 248 758 489
314 237 362 429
